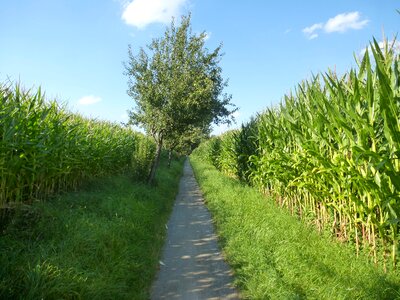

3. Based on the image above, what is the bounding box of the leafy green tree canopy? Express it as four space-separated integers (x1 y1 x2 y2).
124 14 236 183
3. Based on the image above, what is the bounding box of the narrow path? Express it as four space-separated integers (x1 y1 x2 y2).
151 159 239 300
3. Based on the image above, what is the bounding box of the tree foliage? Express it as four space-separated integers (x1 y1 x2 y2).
124 14 236 183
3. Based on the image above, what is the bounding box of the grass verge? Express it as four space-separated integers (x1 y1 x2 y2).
0 158 183 299
190 155 400 300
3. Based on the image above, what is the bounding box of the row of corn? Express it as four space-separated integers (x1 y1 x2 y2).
194 39 400 270
0 82 153 210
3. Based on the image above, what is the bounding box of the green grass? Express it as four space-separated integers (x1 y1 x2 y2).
190 155 400 300
0 157 184 299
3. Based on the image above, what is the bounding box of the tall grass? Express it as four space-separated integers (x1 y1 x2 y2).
0 157 184 299
0 82 141 210
195 39 400 270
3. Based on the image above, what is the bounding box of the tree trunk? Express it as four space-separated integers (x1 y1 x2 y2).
167 150 172 168
148 138 163 185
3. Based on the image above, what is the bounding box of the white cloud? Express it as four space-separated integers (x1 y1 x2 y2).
204 31 211 41
303 23 323 35
78 95 102 106
302 23 323 40
303 11 368 40
360 40 400 56
325 12 369 33
122 0 188 29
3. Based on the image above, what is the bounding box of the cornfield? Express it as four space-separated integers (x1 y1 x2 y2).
0 82 143 210
194 39 400 270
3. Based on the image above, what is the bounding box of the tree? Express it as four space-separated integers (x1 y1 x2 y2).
124 14 236 184
164 124 210 167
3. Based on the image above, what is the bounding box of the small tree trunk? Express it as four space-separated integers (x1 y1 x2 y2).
167 150 172 168
148 138 163 185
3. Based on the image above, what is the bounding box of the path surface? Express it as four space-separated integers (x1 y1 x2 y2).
151 159 239 300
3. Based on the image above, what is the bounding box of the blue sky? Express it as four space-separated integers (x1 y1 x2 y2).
1 1 399 134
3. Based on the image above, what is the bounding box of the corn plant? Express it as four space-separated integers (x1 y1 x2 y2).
131 134 156 181
0 82 143 213
194 38 400 270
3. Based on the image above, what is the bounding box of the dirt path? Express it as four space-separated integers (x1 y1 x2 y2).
151 159 239 300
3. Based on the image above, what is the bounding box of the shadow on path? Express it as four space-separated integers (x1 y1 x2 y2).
151 159 239 300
